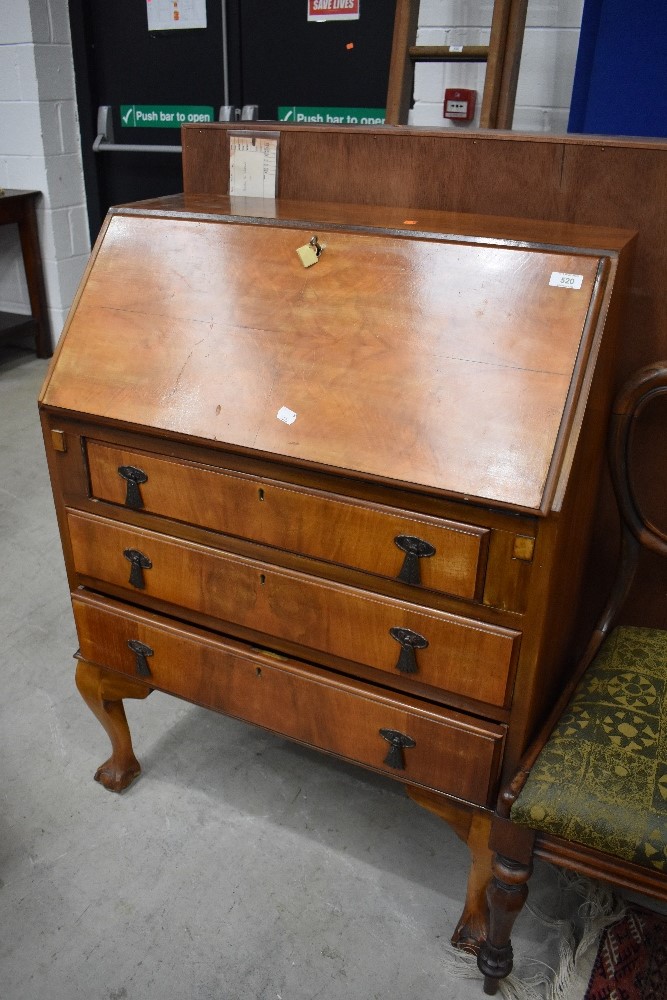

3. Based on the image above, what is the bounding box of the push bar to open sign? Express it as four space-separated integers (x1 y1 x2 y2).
93 105 259 154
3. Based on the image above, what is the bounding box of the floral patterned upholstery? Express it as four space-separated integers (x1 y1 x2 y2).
511 626 667 872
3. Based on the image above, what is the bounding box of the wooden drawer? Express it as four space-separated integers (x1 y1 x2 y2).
72 594 506 807
85 439 489 601
67 511 519 707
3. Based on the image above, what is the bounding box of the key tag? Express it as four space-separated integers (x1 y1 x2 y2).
296 235 323 268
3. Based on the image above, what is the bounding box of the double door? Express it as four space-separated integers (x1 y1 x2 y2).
68 1 395 237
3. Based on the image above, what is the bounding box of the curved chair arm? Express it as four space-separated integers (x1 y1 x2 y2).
498 361 667 819
609 362 667 557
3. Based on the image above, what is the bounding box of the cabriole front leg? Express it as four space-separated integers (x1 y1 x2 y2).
75 656 151 792
406 787 493 951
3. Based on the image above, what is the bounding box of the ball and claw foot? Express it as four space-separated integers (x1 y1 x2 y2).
94 755 142 792
451 907 488 954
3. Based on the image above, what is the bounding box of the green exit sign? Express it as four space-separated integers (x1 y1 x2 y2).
278 106 385 124
120 105 215 128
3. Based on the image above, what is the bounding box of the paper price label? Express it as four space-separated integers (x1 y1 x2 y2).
276 406 297 425
549 271 584 290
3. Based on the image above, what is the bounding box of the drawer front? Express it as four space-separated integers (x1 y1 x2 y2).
86 439 489 600
72 595 506 807
67 511 519 707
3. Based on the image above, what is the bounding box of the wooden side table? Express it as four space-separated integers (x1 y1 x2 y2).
0 190 52 358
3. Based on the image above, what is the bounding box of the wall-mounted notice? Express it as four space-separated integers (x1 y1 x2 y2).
308 0 360 21
229 134 279 199
146 0 207 31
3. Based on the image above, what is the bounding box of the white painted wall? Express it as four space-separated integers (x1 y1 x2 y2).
0 0 89 347
410 0 584 132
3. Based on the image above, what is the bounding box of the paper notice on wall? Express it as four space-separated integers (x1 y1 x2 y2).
146 0 207 31
229 135 278 199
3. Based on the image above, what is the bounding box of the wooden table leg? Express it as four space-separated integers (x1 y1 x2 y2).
17 194 52 359
407 786 493 951
75 657 151 792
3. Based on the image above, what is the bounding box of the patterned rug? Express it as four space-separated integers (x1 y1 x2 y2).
584 906 667 1000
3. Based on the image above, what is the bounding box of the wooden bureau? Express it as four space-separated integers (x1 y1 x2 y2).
39 195 635 947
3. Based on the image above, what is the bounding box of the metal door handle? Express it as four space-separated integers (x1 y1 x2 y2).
93 107 181 153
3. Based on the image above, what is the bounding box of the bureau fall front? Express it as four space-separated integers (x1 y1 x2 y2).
39 195 634 947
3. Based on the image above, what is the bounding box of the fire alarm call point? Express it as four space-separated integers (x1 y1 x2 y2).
443 89 476 122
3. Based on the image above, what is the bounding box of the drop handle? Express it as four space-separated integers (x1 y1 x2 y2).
389 626 429 674
127 639 154 677
394 535 436 585
123 548 152 589
118 465 148 509
379 729 416 770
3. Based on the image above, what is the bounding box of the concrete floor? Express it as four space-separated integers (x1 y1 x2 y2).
0 346 628 1000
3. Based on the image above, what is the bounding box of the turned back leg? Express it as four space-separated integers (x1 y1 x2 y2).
477 852 533 994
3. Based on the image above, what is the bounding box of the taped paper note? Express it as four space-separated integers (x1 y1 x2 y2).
229 135 278 199
146 0 206 31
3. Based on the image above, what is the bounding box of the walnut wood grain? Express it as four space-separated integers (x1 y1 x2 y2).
41 209 606 512
66 510 520 708
72 594 506 807
180 124 666 625
86 438 489 600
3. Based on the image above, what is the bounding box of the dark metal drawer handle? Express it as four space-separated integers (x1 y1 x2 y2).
123 548 152 589
118 465 148 509
127 639 154 677
389 626 429 674
379 728 416 770
394 535 435 585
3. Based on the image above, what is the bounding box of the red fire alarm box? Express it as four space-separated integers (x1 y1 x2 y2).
443 88 476 122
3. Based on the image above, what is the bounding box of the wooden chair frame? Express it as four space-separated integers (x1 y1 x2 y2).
477 362 667 994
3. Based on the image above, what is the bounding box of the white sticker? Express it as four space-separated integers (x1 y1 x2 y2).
448 45 464 52
549 271 584 290
276 406 297 425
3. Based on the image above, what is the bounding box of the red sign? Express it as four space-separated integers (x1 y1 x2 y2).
308 0 360 20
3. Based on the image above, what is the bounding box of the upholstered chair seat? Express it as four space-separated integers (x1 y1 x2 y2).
511 626 667 872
